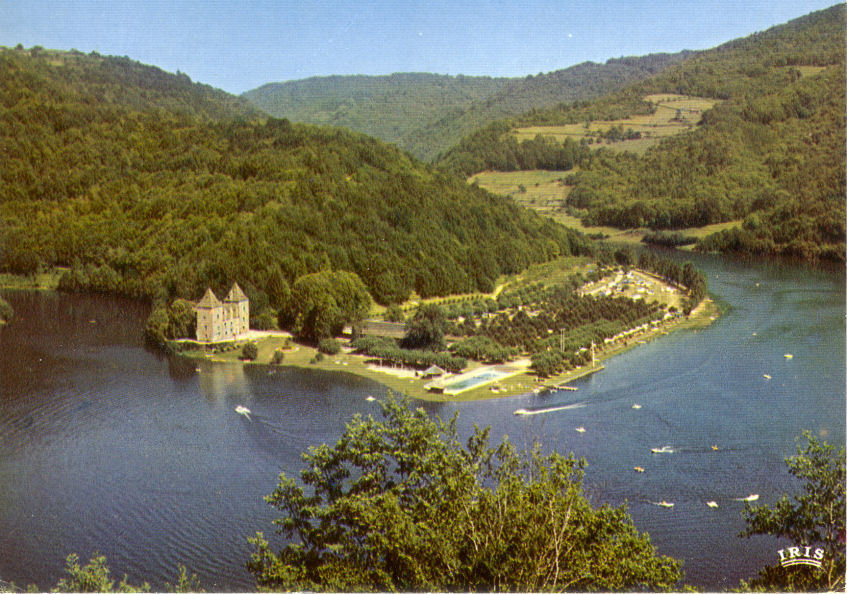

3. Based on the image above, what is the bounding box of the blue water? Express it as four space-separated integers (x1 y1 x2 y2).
0 253 843 591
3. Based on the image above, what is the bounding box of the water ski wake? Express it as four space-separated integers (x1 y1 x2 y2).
514 403 586 416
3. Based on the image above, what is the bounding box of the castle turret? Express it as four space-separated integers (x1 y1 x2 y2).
195 288 223 342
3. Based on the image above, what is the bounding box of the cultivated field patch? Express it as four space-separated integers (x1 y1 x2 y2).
513 94 719 154
469 169 740 243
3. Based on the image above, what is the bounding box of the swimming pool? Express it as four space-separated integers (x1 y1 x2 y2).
439 369 510 395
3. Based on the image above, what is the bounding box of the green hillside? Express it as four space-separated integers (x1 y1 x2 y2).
440 5 846 262
0 47 588 319
243 73 510 158
244 53 689 161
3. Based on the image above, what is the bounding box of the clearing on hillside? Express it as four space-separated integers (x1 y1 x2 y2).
469 169 740 243
513 94 718 155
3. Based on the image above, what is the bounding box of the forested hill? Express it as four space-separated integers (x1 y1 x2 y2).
440 5 846 262
243 73 510 159
6 46 263 121
243 53 690 161
0 46 588 320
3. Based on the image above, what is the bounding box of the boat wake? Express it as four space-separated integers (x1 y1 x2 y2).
514 402 586 416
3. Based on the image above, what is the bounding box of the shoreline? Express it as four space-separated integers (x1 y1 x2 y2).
177 296 720 402
0 268 722 402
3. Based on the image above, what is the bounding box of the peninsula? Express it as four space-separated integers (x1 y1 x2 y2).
172 253 718 402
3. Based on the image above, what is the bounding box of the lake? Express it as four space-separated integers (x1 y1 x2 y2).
0 253 843 591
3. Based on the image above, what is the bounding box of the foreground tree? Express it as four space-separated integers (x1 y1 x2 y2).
52 553 149 593
41 553 203 593
247 396 682 591
739 431 845 591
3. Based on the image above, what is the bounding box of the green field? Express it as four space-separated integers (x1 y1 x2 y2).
513 94 719 155
469 169 741 243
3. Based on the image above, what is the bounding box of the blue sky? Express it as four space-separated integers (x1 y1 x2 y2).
0 1 839 94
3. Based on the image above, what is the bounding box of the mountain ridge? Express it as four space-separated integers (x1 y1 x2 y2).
243 52 692 161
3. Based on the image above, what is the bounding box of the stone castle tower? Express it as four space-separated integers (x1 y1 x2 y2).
194 283 249 342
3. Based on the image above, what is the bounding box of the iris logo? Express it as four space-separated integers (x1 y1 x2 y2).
777 545 824 569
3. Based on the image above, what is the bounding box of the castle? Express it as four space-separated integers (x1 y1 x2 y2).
194 283 249 342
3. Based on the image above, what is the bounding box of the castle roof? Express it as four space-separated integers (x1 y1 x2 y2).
226 282 248 303
195 288 222 309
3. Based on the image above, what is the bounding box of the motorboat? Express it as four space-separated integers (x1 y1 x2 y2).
763 374 772 380
234 405 252 419
706 501 719 508
633 466 645 473
651 445 674 454
652 500 674 508
734 494 759 502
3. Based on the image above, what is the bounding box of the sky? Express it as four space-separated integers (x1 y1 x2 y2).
0 0 840 95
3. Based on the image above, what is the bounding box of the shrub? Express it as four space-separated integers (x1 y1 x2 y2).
318 338 341 355
241 342 258 361
0 297 14 323
271 349 285 365
384 304 405 323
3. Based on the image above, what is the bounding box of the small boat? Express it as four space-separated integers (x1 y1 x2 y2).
365 396 376 402
784 353 793 359
734 494 759 502
632 404 642 409
651 446 674 454
634 466 645 473
711 445 719 451
514 408 529 415
652 500 674 508
763 374 772 380
234 405 252 420
575 426 586 433
706 500 719 508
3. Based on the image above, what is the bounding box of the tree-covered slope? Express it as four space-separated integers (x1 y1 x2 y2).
409 53 691 161
243 72 510 158
243 53 689 161
0 47 587 320
441 5 846 262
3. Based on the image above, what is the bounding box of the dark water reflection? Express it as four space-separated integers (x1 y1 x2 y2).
0 255 843 591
